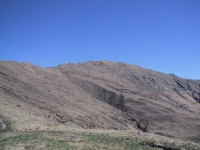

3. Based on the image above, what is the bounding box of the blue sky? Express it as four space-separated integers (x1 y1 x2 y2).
0 0 200 79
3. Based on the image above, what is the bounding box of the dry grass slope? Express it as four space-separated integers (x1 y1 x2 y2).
0 60 200 148
1 129 200 150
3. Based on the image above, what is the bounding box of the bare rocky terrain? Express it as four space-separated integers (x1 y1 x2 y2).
0 60 200 143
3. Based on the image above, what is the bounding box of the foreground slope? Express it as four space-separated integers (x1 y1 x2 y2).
0 60 200 142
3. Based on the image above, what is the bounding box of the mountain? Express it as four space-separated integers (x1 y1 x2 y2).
0 60 200 142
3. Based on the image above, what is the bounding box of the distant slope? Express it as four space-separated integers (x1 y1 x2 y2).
0 60 200 142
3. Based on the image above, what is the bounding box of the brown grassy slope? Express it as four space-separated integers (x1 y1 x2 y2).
0 60 200 142
0 61 131 131
56 61 200 142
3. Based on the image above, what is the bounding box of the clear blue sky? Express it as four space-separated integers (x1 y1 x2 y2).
0 0 200 79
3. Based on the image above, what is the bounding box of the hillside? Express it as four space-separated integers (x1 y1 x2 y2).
0 60 200 143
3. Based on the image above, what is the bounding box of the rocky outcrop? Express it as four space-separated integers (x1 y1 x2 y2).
0 119 7 133
67 77 128 112
172 77 200 104
137 118 149 132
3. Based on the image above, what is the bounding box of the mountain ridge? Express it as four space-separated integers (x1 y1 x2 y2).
0 60 200 142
